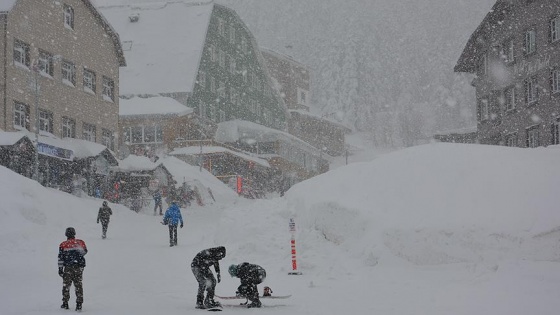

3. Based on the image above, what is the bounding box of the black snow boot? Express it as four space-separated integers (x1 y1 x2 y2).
75 303 82 311
61 302 69 309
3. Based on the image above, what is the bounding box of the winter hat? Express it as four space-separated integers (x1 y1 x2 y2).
102 201 108 207
228 264 238 277
65 227 76 238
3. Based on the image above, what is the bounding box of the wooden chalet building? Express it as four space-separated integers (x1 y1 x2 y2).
96 0 289 143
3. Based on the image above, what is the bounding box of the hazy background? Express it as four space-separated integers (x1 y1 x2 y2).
217 0 496 147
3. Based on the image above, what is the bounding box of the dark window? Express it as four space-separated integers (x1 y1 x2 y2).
39 109 53 133
14 101 30 130
62 117 76 138
102 76 115 101
83 69 96 93
64 4 74 29
13 39 30 67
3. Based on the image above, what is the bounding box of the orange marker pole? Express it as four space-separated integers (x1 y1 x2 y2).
288 218 302 275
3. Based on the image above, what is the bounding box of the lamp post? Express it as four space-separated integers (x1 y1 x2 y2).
31 63 40 181
31 55 61 182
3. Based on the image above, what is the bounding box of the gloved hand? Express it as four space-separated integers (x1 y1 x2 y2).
180 223 183 228
58 267 64 277
97 220 99 224
217 273 221 283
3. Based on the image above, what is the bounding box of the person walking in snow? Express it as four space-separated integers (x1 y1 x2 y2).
58 227 88 311
191 246 226 309
97 201 113 239
153 189 163 215
162 201 183 246
228 262 267 308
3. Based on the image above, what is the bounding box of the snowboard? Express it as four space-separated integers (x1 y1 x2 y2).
206 307 222 312
196 306 222 312
215 294 291 299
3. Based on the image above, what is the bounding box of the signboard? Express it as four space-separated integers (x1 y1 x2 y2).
37 143 74 161
289 218 296 233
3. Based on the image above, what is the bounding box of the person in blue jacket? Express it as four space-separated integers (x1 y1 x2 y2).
162 201 184 247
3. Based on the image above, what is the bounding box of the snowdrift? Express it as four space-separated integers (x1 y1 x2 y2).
285 143 560 266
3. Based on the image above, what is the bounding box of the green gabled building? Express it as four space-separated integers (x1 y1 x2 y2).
97 0 288 140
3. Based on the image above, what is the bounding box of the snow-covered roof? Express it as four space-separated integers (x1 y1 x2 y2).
169 145 270 168
0 0 16 11
114 155 162 172
214 119 322 156
94 0 213 95
119 96 194 117
0 131 27 146
261 47 308 69
289 109 352 132
0 131 116 163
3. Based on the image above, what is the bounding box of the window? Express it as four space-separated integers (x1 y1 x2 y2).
62 117 76 138
217 17 226 36
83 69 96 93
38 50 54 77
13 39 30 67
140 125 163 143
250 99 256 113
524 29 536 54
64 4 74 29
504 86 515 111
210 77 216 93
83 123 96 142
242 65 247 82
478 53 488 76
552 16 560 42
102 76 115 101
129 126 142 143
229 25 235 43
524 76 538 104
502 40 514 63
209 106 217 121
505 133 518 147
208 45 215 62
218 49 226 68
526 125 540 148
552 69 560 94
297 88 309 106
62 60 76 86
219 110 226 123
39 109 53 133
241 37 247 53
218 81 226 98
230 90 237 105
229 59 236 75
13 101 30 130
553 119 560 145
478 97 489 121
199 102 206 118
102 129 114 150
198 71 206 88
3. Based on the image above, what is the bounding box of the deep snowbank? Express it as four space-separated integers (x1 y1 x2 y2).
285 143 560 266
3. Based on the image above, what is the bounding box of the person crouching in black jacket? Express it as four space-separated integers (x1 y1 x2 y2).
228 262 266 308
191 246 226 309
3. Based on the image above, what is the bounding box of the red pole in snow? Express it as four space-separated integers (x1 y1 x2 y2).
288 218 302 275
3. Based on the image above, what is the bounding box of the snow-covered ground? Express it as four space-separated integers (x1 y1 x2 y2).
2 142 560 314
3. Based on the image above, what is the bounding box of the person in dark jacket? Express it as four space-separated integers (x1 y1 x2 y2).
97 201 113 239
162 201 183 247
153 190 163 215
228 262 267 308
191 246 226 309
58 227 88 311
